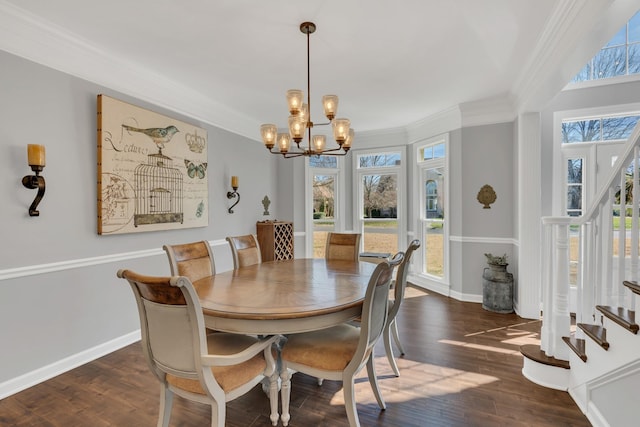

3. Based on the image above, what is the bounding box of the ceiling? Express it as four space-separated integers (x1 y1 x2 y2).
0 0 629 141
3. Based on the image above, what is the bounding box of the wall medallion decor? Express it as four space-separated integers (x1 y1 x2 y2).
477 184 497 209
97 95 208 235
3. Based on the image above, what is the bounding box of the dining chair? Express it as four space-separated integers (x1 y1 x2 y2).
226 234 262 269
163 240 215 282
279 252 404 427
325 232 361 261
117 269 280 427
383 239 421 376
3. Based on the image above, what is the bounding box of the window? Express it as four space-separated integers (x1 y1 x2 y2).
555 106 640 286
562 115 640 144
419 143 445 161
572 10 640 82
416 137 448 280
307 155 342 257
355 150 403 255
567 158 584 217
358 152 401 168
426 180 438 214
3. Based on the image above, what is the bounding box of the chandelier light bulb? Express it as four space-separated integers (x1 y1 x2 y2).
288 116 305 142
322 95 339 120
332 118 350 144
260 124 277 149
286 90 304 115
312 135 326 153
343 128 354 150
277 133 291 153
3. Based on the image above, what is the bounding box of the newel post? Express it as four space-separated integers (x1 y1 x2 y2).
541 217 572 361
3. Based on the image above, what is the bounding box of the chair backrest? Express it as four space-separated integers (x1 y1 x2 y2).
355 252 404 360
389 239 421 319
116 269 212 387
226 234 262 269
163 240 216 282
325 232 361 261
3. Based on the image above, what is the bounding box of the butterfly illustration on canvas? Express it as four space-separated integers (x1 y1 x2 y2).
184 159 207 179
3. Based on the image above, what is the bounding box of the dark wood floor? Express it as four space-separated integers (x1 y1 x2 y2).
0 286 590 426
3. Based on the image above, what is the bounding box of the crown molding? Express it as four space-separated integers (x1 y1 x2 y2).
0 0 259 140
459 95 517 128
355 126 408 149
405 106 462 143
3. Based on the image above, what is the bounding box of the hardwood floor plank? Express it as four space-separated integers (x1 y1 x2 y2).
0 286 590 426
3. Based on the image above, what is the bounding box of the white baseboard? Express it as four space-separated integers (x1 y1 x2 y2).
0 330 140 400
409 274 482 303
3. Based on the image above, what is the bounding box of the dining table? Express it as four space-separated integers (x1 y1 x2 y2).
192 258 378 335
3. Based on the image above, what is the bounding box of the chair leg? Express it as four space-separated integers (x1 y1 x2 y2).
343 377 361 427
391 319 405 355
158 385 173 427
210 401 225 427
366 354 386 410
269 371 279 426
383 322 400 377
280 368 292 427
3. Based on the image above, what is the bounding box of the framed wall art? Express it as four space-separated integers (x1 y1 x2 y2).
97 94 208 235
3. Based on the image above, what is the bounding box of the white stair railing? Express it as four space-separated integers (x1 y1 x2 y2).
540 122 640 361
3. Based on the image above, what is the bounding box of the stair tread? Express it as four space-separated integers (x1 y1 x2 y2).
577 323 609 350
562 336 587 362
623 280 640 296
596 305 639 334
520 344 570 369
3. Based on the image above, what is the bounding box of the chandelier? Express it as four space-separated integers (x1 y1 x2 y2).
260 22 353 158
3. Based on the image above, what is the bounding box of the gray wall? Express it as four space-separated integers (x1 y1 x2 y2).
0 51 282 387
453 122 516 297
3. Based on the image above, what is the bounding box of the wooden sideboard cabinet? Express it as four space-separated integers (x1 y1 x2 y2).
256 221 294 262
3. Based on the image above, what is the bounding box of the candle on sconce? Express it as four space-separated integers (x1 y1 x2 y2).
231 176 238 188
27 144 46 167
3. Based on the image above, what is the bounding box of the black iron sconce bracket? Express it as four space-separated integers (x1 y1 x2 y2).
22 166 46 216
227 187 240 214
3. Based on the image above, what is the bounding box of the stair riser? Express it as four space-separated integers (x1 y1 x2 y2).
570 318 640 388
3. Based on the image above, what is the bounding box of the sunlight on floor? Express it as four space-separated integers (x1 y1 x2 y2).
327 356 500 405
403 285 429 300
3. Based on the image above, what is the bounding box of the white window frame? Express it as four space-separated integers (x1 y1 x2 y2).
553 103 640 216
415 133 449 285
304 156 345 257
352 147 406 255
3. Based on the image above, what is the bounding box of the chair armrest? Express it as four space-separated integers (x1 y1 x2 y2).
201 334 279 367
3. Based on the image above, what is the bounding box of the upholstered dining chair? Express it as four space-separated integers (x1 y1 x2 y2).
163 240 215 282
383 239 421 377
325 232 361 261
117 269 280 427
226 234 262 269
279 252 404 427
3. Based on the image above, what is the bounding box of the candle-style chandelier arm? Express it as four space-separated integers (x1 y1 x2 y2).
260 22 353 158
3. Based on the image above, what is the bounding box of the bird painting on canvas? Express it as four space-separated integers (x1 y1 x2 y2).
122 124 179 154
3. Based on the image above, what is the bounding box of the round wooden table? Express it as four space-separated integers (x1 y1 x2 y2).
193 258 377 335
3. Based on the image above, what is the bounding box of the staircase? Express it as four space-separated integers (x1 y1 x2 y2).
521 123 640 427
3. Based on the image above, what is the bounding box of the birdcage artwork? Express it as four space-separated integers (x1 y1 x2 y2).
133 152 183 226
97 94 208 235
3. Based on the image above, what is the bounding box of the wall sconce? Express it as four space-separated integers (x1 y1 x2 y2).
227 175 240 213
22 144 46 216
